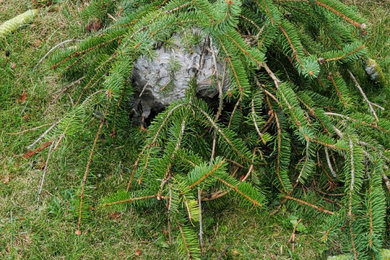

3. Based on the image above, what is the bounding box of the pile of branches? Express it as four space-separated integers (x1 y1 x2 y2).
41 0 390 258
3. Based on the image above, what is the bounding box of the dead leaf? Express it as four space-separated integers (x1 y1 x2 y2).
11 62 17 69
17 92 28 103
135 249 142 257
75 230 82 235
232 249 239 256
23 114 30 120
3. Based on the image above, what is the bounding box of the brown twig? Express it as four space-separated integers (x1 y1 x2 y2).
76 119 105 234
23 141 53 159
102 194 157 207
6 123 51 135
37 140 55 201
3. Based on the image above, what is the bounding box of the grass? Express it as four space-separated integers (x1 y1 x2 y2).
0 0 388 259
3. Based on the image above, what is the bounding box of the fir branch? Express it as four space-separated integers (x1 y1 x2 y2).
314 0 365 30
216 177 263 207
188 159 226 189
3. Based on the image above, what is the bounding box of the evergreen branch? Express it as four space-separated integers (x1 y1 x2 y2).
314 0 365 30
191 103 250 162
216 177 263 207
216 36 245 98
127 103 185 190
188 159 226 189
157 119 187 198
177 223 200 260
278 25 304 69
325 112 390 134
51 35 123 69
324 44 366 62
327 73 348 109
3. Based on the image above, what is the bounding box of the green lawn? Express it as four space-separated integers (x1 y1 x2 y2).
0 1 388 259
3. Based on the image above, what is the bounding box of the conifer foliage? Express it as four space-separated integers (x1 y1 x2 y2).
48 0 389 258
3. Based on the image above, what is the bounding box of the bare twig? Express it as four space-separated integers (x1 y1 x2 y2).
347 70 378 122
325 147 337 178
369 101 384 111
251 99 266 144
102 194 157 207
55 76 86 96
43 76 86 115
107 13 117 21
383 174 390 195
27 120 61 150
37 140 55 201
6 123 51 135
217 246 231 260
263 63 281 88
